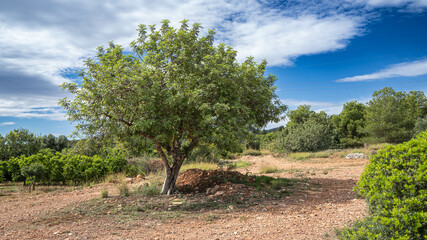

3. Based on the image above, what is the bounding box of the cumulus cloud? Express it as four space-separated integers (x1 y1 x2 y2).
337 58 427 82
228 14 362 66
0 122 15 127
353 0 427 10
266 98 346 129
282 99 344 115
0 97 67 121
0 0 424 120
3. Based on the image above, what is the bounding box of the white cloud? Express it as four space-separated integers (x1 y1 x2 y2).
0 97 67 121
354 0 427 9
266 98 345 129
337 58 427 82
0 0 424 120
228 14 363 66
0 0 368 119
282 99 344 115
266 119 288 129
0 122 15 127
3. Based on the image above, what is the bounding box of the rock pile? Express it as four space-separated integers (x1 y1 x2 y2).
176 168 254 194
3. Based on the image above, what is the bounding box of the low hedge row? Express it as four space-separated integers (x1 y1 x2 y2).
0 149 127 185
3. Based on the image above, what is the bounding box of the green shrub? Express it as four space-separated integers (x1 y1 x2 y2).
101 187 109 198
0 170 4 183
6 157 25 182
340 130 427 239
280 118 339 152
225 161 252 169
106 148 128 173
135 184 160 196
245 132 261 150
259 165 280 174
117 181 129 197
288 150 337 160
337 216 392 239
186 143 222 163
0 161 6 182
4 149 129 185
21 162 45 192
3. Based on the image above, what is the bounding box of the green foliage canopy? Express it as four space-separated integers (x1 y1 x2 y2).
269 105 338 152
0 128 43 161
365 87 426 143
332 100 366 147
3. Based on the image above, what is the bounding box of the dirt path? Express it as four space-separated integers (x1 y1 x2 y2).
0 153 368 239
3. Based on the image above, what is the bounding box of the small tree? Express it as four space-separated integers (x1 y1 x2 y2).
282 117 338 152
21 163 44 192
365 87 426 143
332 101 366 147
271 105 338 152
60 20 285 194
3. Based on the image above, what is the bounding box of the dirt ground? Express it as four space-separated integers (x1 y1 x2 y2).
0 153 368 240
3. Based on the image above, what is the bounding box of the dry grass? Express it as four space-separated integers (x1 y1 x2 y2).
242 149 262 156
259 165 281 174
104 172 127 183
117 181 130 197
225 161 252 169
288 149 338 160
180 162 218 172
101 187 109 198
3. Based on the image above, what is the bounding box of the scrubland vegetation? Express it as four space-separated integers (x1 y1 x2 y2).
0 19 426 238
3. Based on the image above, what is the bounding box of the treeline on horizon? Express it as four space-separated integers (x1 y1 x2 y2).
255 86 426 152
0 86 426 185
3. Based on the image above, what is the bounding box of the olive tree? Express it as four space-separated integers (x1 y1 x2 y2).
60 20 285 194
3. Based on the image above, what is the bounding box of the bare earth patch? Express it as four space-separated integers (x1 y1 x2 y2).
0 152 368 239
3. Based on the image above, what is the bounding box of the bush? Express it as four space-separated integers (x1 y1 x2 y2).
21 162 45 192
245 132 261 150
0 161 6 182
135 184 160 196
4 149 129 185
106 148 128 173
340 130 427 239
101 188 109 198
281 118 339 152
117 181 129 197
259 165 280 174
337 216 392 239
186 143 222 163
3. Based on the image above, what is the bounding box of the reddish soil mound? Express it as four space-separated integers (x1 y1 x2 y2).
176 169 254 193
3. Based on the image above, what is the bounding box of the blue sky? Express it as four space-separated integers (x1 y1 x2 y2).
0 0 426 136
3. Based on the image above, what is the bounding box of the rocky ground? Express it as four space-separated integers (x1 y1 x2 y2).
0 152 368 239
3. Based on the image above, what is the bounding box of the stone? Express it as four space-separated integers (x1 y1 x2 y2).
345 153 367 159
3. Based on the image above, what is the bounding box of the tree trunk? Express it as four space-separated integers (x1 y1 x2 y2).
161 164 181 195
154 143 187 195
